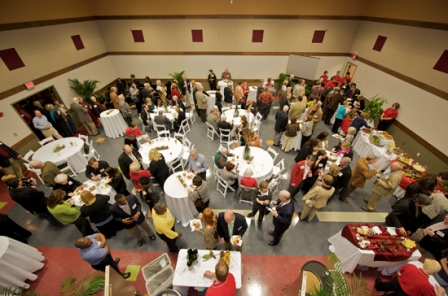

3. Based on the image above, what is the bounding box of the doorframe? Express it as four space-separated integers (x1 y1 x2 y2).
344 62 358 79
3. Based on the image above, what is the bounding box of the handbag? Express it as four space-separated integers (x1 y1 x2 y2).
194 190 203 208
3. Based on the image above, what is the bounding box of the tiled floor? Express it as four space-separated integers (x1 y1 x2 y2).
1 102 403 295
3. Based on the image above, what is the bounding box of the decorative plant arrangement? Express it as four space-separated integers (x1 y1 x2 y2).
68 79 100 104
363 95 387 122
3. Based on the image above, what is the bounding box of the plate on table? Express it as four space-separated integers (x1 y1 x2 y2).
231 235 242 246
190 219 202 232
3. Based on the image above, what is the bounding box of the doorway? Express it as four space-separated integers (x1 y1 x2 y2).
11 86 64 140
344 62 357 79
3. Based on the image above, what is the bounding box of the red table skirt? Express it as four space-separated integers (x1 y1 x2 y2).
341 224 416 262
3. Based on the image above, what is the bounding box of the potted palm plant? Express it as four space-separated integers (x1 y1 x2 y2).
68 78 100 104
168 71 185 82
363 95 387 122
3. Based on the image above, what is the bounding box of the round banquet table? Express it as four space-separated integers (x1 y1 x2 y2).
164 171 199 227
205 91 218 115
228 146 273 183
223 109 254 128
248 86 258 102
99 109 128 139
139 137 184 170
70 178 117 207
0 236 45 289
33 137 87 173
150 107 192 129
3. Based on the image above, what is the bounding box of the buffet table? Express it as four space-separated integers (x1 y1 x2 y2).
0 236 45 289
205 91 217 115
164 172 199 227
228 146 273 183
173 249 242 295
139 137 184 170
100 109 128 139
327 224 421 274
33 137 87 173
351 132 397 171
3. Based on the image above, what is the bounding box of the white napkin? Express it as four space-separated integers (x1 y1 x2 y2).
190 219 203 232
372 226 382 235
386 228 397 236
176 264 187 275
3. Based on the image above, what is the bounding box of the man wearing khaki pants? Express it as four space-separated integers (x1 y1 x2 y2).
0 141 24 179
32 110 63 139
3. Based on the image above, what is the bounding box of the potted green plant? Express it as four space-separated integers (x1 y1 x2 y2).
282 253 371 296
168 71 185 82
363 95 387 122
68 78 100 104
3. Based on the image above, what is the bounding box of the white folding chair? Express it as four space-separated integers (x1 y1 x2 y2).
83 140 100 161
219 129 232 145
24 163 45 185
38 137 55 146
154 123 167 137
272 158 285 176
78 134 89 143
188 109 195 125
179 118 191 135
182 138 193 169
216 175 235 198
268 174 281 194
211 156 222 181
23 150 35 163
59 162 77 178
206 122 219 141
253 120 261 132
267 146 279 163
169 156 184 173
237 185 256 205
158 130 170 138
255 112 263 122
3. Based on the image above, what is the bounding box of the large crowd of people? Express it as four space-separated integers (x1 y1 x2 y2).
1 68 448 294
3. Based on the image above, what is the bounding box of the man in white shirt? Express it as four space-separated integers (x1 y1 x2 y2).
32 110 62 139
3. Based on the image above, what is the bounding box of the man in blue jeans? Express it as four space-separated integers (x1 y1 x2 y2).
75 233 130 279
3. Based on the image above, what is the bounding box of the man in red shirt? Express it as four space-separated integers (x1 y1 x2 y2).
204 259 236 296
334 71 341 85
375 259 445 296
257 87 274 120
339 71 352 86
288 155 315 201
324 76 337 90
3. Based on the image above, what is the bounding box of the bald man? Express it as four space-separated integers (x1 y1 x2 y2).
203 259 237 295
75 233 130 279
268 190 295 246
216 209 248 251
117 144 142 179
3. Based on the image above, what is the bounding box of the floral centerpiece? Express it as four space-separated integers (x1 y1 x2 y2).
233 85 244 117
241 128 251 160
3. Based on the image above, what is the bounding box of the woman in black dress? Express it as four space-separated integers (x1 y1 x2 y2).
148 148 170 193
294 138 319 162
215 86 223 114
105 167 130 195
80 191 122 238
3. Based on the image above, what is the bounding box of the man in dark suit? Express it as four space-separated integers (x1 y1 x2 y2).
154 110 172 131
344 83 360 100
141 103 154 133
85 158 110 181
141 83 155 104
273 105 289 146
217 209 248 251
414 213 448 260
217 115 233 135
268 190 295 246
118 144 142 179
110 193 156 246
0 140 24 179
332 157 352 201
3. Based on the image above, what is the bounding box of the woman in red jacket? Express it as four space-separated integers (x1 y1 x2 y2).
129 162 152 192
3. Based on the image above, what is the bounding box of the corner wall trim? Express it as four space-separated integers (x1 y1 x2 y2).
11 133 36 151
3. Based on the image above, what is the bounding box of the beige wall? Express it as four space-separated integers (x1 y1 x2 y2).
0 57 117 146
350 21 448 93
0 21 107 94
99 19 359 53
351 59 448 156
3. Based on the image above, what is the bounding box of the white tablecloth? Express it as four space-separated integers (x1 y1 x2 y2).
228 146 273 184
71 178 117 207
205 91 218 116
248 86 257 102
139 138 183 170
0 236 45 289
327 230 421 274
352 133 396 171
164 172 199 227
280 120 304 151
223 109 254 128
100 109 128 139
173 249 242 295
33 137 87 173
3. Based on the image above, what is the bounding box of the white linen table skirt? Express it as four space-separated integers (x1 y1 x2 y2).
100 109 128 139
33 137 87 173
228 146 273 184
352 133 396 171
173 249 242 295
327 230 421 274
248 86 257 102
205 91 217 115
0 236 45 289
164 172 199 227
